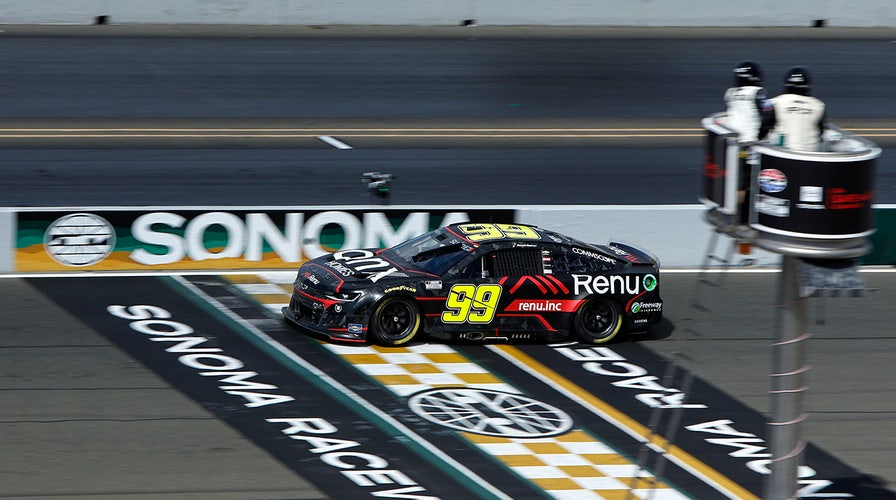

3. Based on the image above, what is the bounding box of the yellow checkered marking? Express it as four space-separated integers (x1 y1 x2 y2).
324 343 520 396
463 430 684 500
230 274 690 500
222 274 270 284
225 272 295 313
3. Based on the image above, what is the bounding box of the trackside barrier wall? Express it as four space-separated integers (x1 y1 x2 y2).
3 1 895 27
3 205 896 274
0 211 12 272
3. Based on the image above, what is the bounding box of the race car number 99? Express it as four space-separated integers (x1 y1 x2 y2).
441 284 502 324
458 223 540 242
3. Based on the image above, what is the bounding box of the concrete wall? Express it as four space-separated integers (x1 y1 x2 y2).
6 204 895 273
0 205 778 273
518 205 776 268
2 0 894 27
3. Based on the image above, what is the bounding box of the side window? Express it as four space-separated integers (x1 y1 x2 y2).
553 249 589 274
456 255 486 279
552 246 621 273
589 255 624 272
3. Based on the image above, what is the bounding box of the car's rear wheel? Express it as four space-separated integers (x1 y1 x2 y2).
369 297 422 346
573 298 622 344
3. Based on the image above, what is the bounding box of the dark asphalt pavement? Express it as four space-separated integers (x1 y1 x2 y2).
0 26 893 497
1 28 894 206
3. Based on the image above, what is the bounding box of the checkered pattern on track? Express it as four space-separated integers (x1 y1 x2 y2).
227 273 690 500
225 272 295 314
465 431 683 500
325 343 520 396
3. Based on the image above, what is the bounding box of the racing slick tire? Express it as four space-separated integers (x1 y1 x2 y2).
369 296 422 346
573 298 623 344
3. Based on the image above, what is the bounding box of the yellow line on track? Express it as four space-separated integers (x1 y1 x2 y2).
491 344 760 500
0 133 702 138
0 127 702 132
0 127 893 132
0 127 892 139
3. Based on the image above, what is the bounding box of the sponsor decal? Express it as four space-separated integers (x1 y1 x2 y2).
456 223 541 242
704 156 723 179
758 169 787 193
643 274 657 292
43 213 116 266
572 274 640 295
631 301 662 313
303 272 321 285
607 245 628 256
784 105 813 114
542 250 554 275
827 188 873 210
505 299 581 313
17 209 494 271
800 186 823 203
333 249 392 269
384 285 416 294
755 194 790 217
408 388 573 438
347 323 363 334
332 249 401 283
796 186 826 210
325 260 356 277
607 245 638 263
442 284 502 324
424 280 442 290
572 246 616 264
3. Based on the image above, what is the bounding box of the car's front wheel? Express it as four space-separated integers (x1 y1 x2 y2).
369 297 422 346
573 298 622 344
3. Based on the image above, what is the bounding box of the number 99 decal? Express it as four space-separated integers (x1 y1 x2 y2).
441 284 503 324
458 223 540 242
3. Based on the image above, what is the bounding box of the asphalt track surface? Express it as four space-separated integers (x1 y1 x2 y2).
1 26 895 499
0 25 895 206
4 272 896 499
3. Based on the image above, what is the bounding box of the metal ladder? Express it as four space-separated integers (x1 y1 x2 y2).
625 359 696 500
690 228 737 313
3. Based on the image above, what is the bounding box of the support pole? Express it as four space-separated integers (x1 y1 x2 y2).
766 255 810 500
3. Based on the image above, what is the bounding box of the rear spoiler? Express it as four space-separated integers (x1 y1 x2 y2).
608 241 661 267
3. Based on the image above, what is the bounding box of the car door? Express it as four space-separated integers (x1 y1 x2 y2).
446 244 565 334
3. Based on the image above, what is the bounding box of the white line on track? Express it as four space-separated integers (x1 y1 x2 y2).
487 345 747 500
171 275 512 500
6 268 896 279
318 135 353 149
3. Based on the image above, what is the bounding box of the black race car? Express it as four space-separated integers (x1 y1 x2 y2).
282 222 662 346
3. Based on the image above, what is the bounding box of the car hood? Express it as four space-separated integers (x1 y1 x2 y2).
297 251 418 291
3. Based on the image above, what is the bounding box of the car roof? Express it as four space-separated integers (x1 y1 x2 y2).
443 222 584 247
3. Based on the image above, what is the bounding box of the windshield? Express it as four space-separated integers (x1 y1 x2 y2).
389 230 472 275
